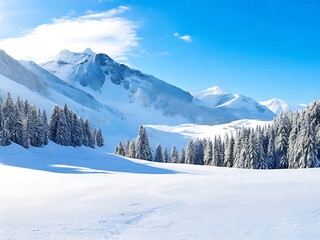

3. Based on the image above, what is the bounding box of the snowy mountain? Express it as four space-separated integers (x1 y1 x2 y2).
192 86 234 107
41 49 232 124
192 86 275 120
259 98 306 115
41 49 275 122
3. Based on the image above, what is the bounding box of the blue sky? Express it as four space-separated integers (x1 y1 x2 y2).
0 0 319 104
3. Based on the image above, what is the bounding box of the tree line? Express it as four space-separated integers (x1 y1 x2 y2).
115 100 320 169
0 93 104 148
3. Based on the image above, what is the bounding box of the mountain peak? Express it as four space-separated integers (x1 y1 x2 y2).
83 48 95 56
259 98 305 115
196 86 227 96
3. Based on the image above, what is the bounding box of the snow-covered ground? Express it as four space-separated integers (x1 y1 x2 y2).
1 143 320 240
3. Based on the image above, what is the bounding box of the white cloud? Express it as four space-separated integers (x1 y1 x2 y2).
174 32 192 42
0 6 139 62
179 34 192 42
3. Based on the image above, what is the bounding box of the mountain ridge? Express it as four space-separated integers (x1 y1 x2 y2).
259 98 306 115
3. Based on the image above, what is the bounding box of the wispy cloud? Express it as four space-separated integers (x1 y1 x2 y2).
0 6 139 62
179 35 192 42
174 32 192 42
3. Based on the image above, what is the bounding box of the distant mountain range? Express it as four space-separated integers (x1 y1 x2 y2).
259 98 306 115
192 86 275 120
193 86 307 116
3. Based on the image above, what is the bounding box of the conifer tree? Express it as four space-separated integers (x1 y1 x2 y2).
42 110 49 145
71 113 82 147
203 139 213 165
274 113 290 169
83 118 95 148
96 128 105 147
11 107 26 147
224 135 234 167
49 105 61 142
170 145 179 163
154 144 163 162
124 139 130 157
118 141 125 156
266 136 275 169
185 139 196 164
3 93 17 141
23 99 30 118
92 128 97 146
63 104 72 146
179 147 185 163
194 139 204 165
135 125 152 161
163 146 169 163
213 136 222 166
54 108 68 146
129 138 136 158
114 145 119 155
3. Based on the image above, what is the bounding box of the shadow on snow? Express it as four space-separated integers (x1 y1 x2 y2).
0 143 178 175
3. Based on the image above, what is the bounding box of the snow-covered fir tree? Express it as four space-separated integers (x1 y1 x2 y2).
212 136 223 166
163 147 169 163
129 138 136 158
135 125 152 161
41 110 49 146
170 145 179 163
71 113 82 147
179 147 185 164
117 141 125 156
203 139 213 165
96 128 105 147
185 139 196 164
114 145 119 155
83 118 95 148
124 139 130 157
154 144 163 162
265 133 276 169
194 139 204 165
224 134 234 167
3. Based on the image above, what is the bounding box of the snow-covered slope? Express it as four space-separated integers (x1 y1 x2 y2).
20 60 103 111
0 50 50 97
193 86 275 120
1 143 320 240
259 98 306 115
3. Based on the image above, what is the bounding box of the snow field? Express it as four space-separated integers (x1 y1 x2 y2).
1 143 320 240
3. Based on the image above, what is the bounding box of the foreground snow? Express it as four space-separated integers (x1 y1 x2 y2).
1 144 320 240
